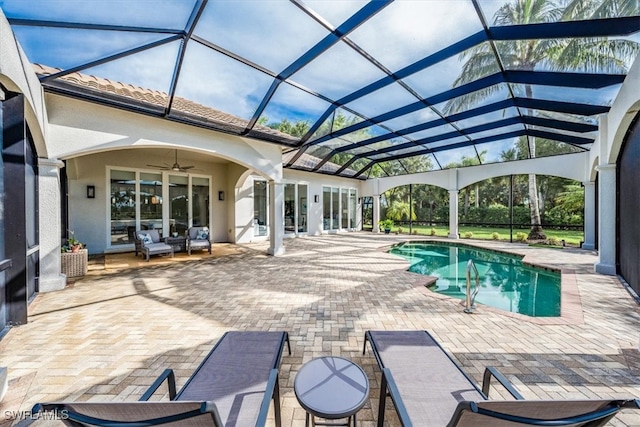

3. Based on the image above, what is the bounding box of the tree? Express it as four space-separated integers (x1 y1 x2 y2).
386 200 417 222
445 0 639 239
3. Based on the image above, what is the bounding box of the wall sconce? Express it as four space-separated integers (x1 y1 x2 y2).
86 185 95 199
357 197 362 204
218 191 225 201
314 195 319 203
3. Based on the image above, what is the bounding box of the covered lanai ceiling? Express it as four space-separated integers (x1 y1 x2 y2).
2 0 639 179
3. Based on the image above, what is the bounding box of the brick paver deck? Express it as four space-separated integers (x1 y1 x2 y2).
1 233 639 426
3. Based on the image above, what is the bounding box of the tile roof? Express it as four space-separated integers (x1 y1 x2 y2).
33 64 355 176
32 63 297 143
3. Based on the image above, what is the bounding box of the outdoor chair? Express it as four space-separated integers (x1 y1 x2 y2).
135 229 174 261
33 330 292 427
186 226 212 255
363 330 639 426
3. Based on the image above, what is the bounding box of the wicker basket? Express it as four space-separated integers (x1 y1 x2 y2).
61 249 88 278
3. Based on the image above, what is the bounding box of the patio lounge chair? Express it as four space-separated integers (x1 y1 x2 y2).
186 226 212 255
135 229 174 261
34 331 292 426
363 330 639 426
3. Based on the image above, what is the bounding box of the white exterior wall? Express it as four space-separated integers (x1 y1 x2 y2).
65 150 231 254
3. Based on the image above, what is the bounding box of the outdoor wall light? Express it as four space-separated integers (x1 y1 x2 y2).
86 185 95 199
218 191 225 201
314 195 319 203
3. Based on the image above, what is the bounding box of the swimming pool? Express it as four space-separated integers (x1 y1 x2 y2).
389 241 561 317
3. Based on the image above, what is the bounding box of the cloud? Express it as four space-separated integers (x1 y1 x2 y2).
175 41 274 119
194 0 329 75
347 0 483 72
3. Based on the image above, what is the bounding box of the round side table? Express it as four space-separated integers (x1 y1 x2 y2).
294 356 369 427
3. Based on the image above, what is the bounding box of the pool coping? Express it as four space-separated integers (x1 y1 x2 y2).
387 239 585 325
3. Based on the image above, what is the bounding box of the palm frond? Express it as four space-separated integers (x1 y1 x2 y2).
442 85 504 114
552 38 640 72
452 51 500 86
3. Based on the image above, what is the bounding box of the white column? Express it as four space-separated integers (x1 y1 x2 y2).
448 190 459 239
595 164 616 275
582 181 596 250
373 195 380 233
268 181 285 256
38 158 67 292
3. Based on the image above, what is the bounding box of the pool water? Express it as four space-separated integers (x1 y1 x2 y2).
389 242 561 317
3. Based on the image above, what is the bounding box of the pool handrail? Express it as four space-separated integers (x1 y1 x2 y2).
464 259 480 313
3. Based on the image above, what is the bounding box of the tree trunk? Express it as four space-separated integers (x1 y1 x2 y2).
528 173 546 240
475 184 479 208
525 82 546 241
464 188 470 216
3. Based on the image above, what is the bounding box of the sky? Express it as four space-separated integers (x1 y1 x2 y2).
1 0 635 173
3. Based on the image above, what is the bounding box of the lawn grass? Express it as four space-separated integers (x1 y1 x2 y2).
394 224 584 246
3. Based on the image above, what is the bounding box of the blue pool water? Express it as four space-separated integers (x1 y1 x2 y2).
389 242 561 317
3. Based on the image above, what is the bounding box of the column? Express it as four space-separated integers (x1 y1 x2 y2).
38 158 67 291
581 181 596 250
268 181 285 256
373 195 380 233
448 190 459 239
595 164 616 275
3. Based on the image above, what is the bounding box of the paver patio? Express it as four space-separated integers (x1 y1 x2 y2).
1 233 639 426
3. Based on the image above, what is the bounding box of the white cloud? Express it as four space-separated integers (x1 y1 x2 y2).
348 0 484 72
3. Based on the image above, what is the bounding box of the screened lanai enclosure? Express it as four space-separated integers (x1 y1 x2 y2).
0 0 639 328
2 0 639 178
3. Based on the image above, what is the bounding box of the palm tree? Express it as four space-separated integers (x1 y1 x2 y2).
386 200 417 222
445 0 639 239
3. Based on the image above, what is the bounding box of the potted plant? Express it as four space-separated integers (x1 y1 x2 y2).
61 230 88 278
64 231 84 253
379 219 394 234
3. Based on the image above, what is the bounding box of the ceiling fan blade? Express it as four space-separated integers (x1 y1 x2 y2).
181 165 195 170
146 164 169 169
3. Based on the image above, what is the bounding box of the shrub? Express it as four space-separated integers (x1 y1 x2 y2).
413 230 418 235
491 232 500 240
397 227 403 234
429 228 437 236
548 236 560 245
463 231 473 239
516 232 528 242
379 219 394 229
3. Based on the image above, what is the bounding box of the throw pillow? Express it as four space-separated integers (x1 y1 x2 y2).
196 228 209 240
138 233 153 245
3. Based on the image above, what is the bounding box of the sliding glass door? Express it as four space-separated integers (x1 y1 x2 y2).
284 182 308 235
109 168 211 248
323 186 358 232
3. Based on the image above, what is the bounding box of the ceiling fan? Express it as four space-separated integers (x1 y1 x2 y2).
147 149 195 172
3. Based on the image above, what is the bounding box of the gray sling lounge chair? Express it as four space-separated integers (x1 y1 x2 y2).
34 331 291 427
363 330 639 426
